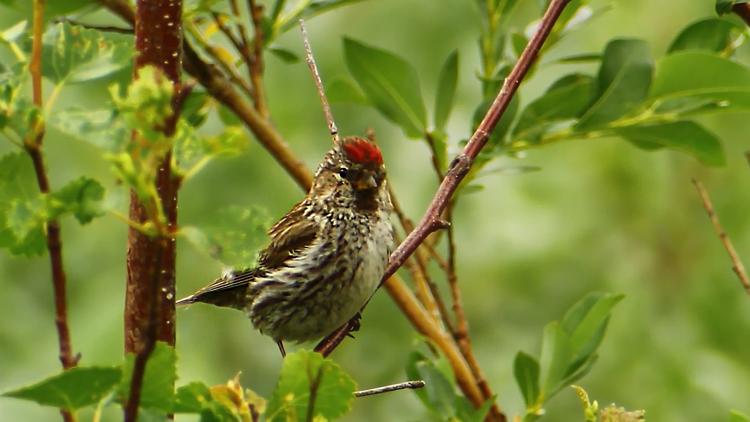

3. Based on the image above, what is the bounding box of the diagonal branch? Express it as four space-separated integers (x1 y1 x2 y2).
98 0 313 191
692 179 750 296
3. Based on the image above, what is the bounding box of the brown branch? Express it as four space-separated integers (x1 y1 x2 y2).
354 380 426 397
318 0 571 418
692 179 750 295
733 3 750 26
124 1 183 420
185 22 254 98
384 0 570 280
99 0 313 191
28 3 78 422
248 0 268 116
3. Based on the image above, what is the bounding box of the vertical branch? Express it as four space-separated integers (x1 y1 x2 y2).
692 179 750 295
248 0 268 116
27 1 78 421
124 0 182 419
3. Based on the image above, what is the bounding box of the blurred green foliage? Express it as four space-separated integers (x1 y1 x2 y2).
2 0 750 421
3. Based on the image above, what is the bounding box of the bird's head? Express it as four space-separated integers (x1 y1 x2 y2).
313 137 388 209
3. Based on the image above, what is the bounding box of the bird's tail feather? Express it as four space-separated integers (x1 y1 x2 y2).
176 269 257 309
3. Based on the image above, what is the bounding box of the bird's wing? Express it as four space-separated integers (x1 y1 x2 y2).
259 200 319 269
176 201 319 308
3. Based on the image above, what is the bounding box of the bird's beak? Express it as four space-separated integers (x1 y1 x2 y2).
353 172 378 191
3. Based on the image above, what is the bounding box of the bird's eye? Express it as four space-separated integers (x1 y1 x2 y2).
338 167 349 179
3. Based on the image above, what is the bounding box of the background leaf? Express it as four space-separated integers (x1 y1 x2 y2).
650 51 750 112
42 22 132 84
668 18 742 53
576 39 653 130
514 351 541 407
266 350 356 422
2 367 121 411
119 342 177 412
614 121 726 166
433 50 459 130
343 37 427 138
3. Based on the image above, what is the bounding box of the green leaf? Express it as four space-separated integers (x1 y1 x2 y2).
49 177 105 224
433 50 458 130
2 366 121 411
576 39 653 130
730 410 750 422
120 342 177 412
181 90 211 128
173 122 248 177
512 74 595 143
539 321 572 398
277 0 368 34
668 18 742 54
343 37 427 138
327 77 370 105
266 350 356 422
110 65 175 144
268 47 300 63
561 293 623 363
650 51 750 112
0 152 46 256
405 351 455 418
50 108 130 151
174 382 212 413
428 130 448 173
514 351 541 407
455 395 494 422
42 22 132 84
613 121 726 166
183 206 269 268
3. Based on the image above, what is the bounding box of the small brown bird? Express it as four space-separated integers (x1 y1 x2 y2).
177 136 394 355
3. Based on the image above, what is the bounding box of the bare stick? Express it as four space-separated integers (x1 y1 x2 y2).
354 380 426 397
299 19 339 142
29 2 78 422
692 179 750 295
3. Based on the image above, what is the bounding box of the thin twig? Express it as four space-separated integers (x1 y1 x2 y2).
354 380 426 397
99 0 314 191
383 0 569 282
248 0 268 116
186 22 254 97
28 3 78 422
299 20 339 142
692 179 750 295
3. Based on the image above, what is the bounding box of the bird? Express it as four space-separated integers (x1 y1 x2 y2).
176 136 394 356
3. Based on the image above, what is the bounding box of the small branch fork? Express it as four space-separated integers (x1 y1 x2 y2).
29 1 78 421
692 179 750 296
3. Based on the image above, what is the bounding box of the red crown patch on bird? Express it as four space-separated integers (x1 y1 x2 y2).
341 137 383 166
